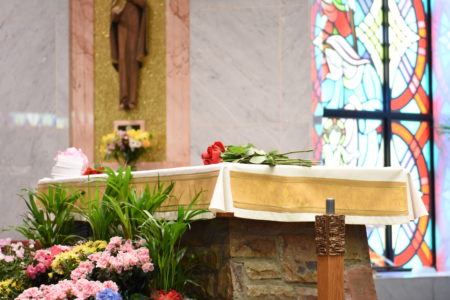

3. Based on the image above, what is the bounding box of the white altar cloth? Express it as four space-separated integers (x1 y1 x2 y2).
38 163 427 225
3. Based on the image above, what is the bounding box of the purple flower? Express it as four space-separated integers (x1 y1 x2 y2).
117 130 127 139
96 288 122 300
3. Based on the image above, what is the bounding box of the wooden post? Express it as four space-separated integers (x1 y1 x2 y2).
315 198 345 300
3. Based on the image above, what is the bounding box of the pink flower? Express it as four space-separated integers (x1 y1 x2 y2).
33 245 72 269
16 287 41 299
50 245 72 256
14 247 25 259
75 237 154 277
4 255 14 262
71 261 95 280
25 263 46 279
142 263 154 272
17 279 119 300
54 147 89 172
117 130 127 139
111 236 123 245
0 238 11 247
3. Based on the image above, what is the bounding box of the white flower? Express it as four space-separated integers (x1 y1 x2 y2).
129 138 142 150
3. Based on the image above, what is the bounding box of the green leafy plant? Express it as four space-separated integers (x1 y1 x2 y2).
140 193 207 292
220 143 318 166
14 186 82 248
76 167 121 241
76 187 115 241
79 167 174 241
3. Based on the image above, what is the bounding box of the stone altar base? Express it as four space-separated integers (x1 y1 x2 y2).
182 218 377 300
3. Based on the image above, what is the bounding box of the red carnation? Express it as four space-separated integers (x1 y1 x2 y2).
83 166 105 175
201 141 225 165
151 290 183 300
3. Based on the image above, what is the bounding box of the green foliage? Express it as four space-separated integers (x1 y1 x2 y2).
75 167 124 241
130 294 150 300
140 193 207 292
14 186 82 248
221 143 318 166
79 167 174 241
76 187 115 241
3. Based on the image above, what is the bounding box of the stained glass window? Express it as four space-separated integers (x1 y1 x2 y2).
391 121 433 266
321 117 383 167
389 0 430 114
311 0 433 269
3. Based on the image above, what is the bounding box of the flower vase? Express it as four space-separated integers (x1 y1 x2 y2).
127 162 137 171
116 159 138 171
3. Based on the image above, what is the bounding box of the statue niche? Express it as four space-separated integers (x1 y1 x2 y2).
110 0 148 110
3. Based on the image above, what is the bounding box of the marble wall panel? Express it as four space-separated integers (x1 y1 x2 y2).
0 0 69 238
432 0 450 271
191 0 313 164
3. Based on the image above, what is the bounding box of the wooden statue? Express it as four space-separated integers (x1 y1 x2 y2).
110 0 148 110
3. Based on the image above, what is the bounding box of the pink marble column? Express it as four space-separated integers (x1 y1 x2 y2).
165 0 191 166
70 0 95 162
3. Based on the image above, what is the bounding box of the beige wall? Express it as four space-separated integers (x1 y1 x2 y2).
0 0 70 238
190 0 313 164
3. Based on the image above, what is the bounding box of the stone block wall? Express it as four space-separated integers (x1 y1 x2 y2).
182 218 377 300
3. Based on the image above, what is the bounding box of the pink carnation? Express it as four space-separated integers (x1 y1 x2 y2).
16 279 119 300
72 237 154 278
70 261 95 280
25 263 46 279
3 255 14 262
26 245 72 279
142 262 154 272
0 238 11 247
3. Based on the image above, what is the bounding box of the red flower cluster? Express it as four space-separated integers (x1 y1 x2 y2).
151 290 183 300
201 141 225 165
82 167 105 175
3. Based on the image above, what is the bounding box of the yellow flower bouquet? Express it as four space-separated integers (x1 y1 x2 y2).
101 129 152 168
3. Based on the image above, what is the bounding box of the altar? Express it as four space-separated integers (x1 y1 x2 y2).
38 164 426 300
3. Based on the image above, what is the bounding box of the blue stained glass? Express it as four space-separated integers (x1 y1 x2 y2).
400 120 421 133
422 65 430 95
368 226 386 264
393 225 411 254
400 100 421 113
312 0 383 111
404 255 423 269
